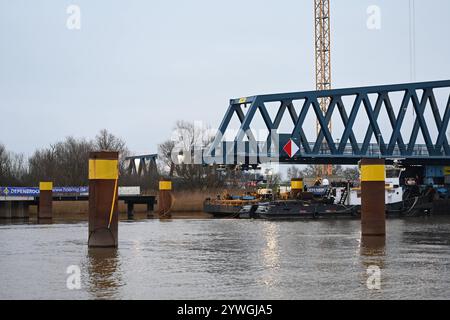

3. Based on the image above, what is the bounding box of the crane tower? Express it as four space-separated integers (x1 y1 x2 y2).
314 0 333 176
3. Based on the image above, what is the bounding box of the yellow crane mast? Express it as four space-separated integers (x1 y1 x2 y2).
314 0 333 176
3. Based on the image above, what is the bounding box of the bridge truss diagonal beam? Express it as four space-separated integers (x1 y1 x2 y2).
205 80 450 165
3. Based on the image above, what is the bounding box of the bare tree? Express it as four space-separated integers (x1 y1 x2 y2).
27 137 94 185
158 139 176 177
341 166 359 181
95 129 127 152
8 153 27 184
2 130 132 187
294 164 343 179
94 129 130 175
287 166 302 180
0 143 8 181
158 121 226 190
0 143 28 185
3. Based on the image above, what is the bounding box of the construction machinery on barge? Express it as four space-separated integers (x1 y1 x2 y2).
204 165 443 220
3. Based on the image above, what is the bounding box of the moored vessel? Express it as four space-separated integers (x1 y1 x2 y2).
239 166 435 220
203 189 273 218
205 165 439 220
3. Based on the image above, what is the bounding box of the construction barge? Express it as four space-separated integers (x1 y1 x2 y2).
204 166 447 220
204 189 273 218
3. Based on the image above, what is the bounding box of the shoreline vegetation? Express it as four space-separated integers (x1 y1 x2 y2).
1 122 360 206
0 124 262 193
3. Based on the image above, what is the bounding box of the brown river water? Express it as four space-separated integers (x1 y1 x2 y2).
0 215 450 299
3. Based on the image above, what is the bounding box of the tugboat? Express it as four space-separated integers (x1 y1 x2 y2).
239 166 435 220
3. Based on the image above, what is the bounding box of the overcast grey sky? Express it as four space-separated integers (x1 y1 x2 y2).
1 0 449 156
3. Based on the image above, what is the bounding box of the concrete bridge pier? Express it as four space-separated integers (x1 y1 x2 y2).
360 158 386 237
88 151 119 248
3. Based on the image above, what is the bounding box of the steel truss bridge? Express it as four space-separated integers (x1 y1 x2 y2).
204 80 450 166
125 154 158 176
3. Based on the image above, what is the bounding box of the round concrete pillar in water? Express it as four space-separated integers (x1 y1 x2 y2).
88 152 119 248
158 180 172 218
360 158 386 236
38 182 53 220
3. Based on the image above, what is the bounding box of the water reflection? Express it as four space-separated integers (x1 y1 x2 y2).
261 222 281 288
0 218 29 225
359 235 386 291
402 230 450 246
360 235 386 257
86 248 123 299
2 218 450 299
262 222 280 269
37 218 53 225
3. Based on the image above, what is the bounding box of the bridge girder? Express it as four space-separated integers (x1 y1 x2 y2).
125 154 158 177
205 80 450 166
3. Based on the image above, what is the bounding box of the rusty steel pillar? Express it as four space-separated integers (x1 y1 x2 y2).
361 235 386 255
361 158 386 237
158 180 172 218
88 152 119 248
38 182 53 220
291 178 304 199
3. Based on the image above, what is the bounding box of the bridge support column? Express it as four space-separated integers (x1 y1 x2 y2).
38 182 53 220
127 202 134 220
0 201 30 219
147 202 154 218
361 159 386 236
291 178 304 199
88 152 119 248
158 180 172 218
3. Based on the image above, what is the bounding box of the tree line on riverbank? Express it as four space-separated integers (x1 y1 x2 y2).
0 124 244 190
1 121 359 190
0 129 131 187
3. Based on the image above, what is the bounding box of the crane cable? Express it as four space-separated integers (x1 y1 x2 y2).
409 0 416 82
409 0 416 120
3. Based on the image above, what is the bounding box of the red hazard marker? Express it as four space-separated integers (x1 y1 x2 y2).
283 139 299 158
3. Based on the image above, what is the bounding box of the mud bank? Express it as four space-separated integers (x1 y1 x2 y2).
170 189 241 212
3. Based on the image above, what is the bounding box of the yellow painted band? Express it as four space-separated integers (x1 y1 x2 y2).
361 164 385 182
89 159 119 180
444 166 450 176
239 97 247 104
39 182 53 191
159 181 172 191
291 181 304 190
